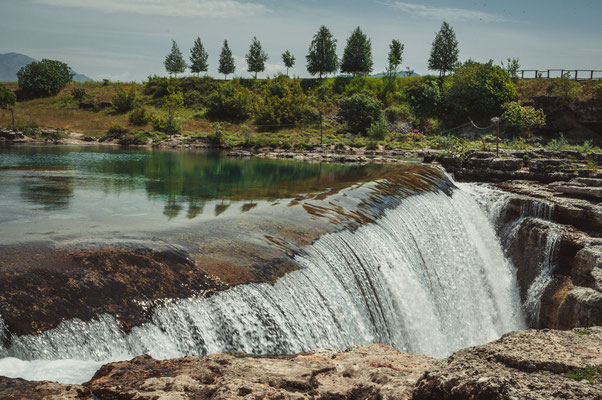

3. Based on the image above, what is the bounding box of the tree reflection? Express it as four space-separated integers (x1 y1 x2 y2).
20 176 74 210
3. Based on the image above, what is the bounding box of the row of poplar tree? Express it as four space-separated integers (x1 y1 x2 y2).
164 22 459 79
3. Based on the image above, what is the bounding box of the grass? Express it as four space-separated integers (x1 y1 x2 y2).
516 79 598 102
566 366 601 384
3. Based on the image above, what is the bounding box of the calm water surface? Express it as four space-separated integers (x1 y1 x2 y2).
0 145 391 245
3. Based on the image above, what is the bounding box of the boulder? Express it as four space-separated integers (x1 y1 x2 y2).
413 327 602 400
558 287 602 329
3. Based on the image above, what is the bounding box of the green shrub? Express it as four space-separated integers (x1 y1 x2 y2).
338 91 384 135
445 60 518 122
15 120 40 134
501 101 546 136
594 83 602 99
112 86 138 113
118 131 149 145
566 367 601 384
405 77 443 120
547 134 568 151
549 75 582 104
366 141 378 150
385 104 414 124
367 116 389 140
254 76 313 128
149 114 166 132
183 90 204 108
106 122 129 139
206 81 255 121
71 88 88 102
17 59 73 98
207 122 229 145
128 107 149 126
144 75 176 99
421 118 443 135
241 124 253 145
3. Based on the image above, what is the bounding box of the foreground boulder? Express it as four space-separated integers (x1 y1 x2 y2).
1 328 601 399
413 327 602 400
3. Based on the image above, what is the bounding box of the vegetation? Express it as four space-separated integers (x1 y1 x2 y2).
164 40 187 77
218 40 236 80
189 37 209 75
501 101 546 136
550 74 582 104
566 367 601 384
338 91 383 135
428 22 459 77
501 57 521 81
340 27 373 76
246 37 269 79
387 40 404 78
306 26 339 78
0 85 17 127
17 59 73 98
282 51 295 76
112 86 138 113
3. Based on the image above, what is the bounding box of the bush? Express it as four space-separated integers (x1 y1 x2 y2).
149 114 166 132
254 76 313 128
128 107 149 126
547 134 568 151
549 75 581 104
206 81 255 121
501 101 546 136
445 60 518 122
106 122 129 139
183 90 203 108
118 131 149 145
594 83 602 99
405 77 444 120
367 116 389 140
337 91 384 135
17 59 73 98
112 86 137 113
207 122 228 145
385 104 414 124
70 88 88 102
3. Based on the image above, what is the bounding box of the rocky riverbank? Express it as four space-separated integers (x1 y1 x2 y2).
1 327 600 399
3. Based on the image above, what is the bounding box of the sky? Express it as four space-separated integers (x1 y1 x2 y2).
1 0 601 81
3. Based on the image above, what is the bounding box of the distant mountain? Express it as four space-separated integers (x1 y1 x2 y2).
0 52 93 82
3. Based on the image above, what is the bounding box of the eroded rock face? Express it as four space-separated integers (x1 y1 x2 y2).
413 327 602 400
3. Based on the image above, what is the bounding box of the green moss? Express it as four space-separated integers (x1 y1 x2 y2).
566 366 601 384
574 328 592 336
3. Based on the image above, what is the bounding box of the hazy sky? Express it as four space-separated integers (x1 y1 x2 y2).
1 0 601 81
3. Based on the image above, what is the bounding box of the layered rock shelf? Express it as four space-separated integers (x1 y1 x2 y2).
1 328 600 399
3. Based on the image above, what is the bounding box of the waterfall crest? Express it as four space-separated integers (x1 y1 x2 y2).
0 180 526 383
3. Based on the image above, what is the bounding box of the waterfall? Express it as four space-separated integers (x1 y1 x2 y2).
0 180 526 384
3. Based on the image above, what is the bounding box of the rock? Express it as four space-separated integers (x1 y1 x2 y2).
539 276 574 328
0 376 84 399
78 101 94 109
98 101 113 109
558 287 602 329
572 246 602 291
413 327 602 400
554 184 602 199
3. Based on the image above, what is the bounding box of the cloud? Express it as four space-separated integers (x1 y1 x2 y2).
33 0 271 18
233 55 285 77
392 2 506 22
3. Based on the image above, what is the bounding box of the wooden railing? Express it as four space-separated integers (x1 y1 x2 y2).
519 69 602 81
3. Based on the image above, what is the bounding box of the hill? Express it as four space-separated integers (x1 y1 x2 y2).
0 52 93 82
371 71 420 78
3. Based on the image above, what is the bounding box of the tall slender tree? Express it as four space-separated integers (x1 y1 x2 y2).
246 37 269 79
164 40 187 77
306 25 338 79
428 21 459 77
218 40 235 80
340 27 373 76
282 50 295 76
387 39 404 77
189 37 209 75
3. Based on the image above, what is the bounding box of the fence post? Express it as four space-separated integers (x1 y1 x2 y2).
547 70 550 79
535 70 538 79
575 70 578 81
592 70 594 80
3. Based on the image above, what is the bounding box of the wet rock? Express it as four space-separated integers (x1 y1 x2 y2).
558 287 602 329
413 327 602 400
571 246 602 291
0 376 85 400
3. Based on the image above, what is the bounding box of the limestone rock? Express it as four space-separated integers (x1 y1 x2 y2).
413 327 602 400
558 287 602 329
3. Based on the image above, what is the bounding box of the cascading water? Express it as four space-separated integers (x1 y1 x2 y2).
0 179 527 384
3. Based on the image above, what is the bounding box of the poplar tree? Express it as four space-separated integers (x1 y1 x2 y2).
306 25 338 79
218 40 235 80
246 36 269 79
189 37 209 75
340 27 373 76
387 39 404 77
282 50 295 76
428 21 459 77
164 40 187 77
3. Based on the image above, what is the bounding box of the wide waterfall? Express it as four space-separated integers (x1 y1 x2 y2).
0 180 527 384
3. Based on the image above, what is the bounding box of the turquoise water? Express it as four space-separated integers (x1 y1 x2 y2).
0 145 389 244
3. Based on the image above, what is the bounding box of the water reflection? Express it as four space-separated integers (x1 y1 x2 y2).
0 146 392 220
